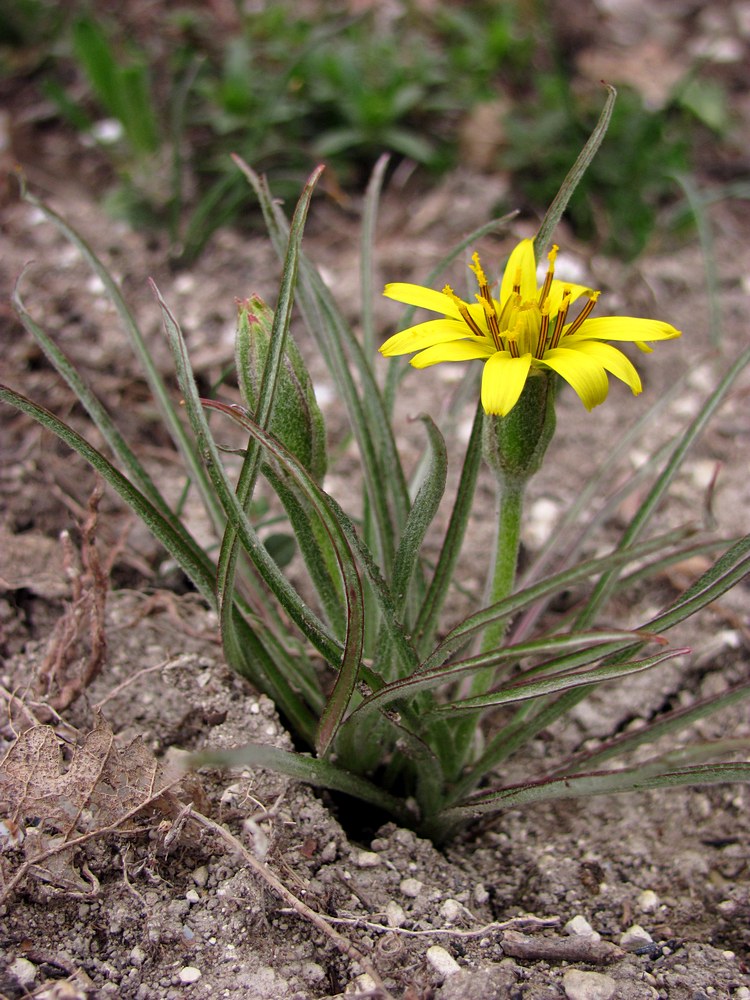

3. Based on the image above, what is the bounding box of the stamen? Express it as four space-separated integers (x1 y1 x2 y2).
469 252 502 349
443 284 486 339
537 244 558 308
549 289 572 350
564 290 600 337
505 327 520 359
477 294 502 349
535 302 551 358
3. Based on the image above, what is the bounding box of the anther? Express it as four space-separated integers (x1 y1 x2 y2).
535 302 551 358
538 244 559 308
564 291 600 338
549 290 572 350
444 285 486 339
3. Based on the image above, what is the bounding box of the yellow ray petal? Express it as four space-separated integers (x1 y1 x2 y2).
570 340 642 395
411 340 497 368
569 316 681 343
480 351 533 415
500 239 538 304
543 347 609 410
383 282 461 318
379 318 470 356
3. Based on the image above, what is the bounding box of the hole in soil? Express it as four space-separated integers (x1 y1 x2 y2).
321 788 394 846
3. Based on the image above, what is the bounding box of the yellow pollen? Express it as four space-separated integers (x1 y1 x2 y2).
442 284 464 306
469 252 488 287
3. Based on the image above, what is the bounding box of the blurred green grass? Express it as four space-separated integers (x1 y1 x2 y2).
0 0 734 262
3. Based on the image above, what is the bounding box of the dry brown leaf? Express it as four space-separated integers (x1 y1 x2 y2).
0 715 193 895
0 716 159 837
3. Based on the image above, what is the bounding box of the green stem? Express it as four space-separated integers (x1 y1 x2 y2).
442 474 526 787
474 476 525 686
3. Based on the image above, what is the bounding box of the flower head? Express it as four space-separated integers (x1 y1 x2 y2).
380 239 681 416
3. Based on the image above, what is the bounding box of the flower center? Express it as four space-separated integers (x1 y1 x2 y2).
454 247 602 358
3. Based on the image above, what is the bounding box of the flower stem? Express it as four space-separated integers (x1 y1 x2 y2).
444 475 526 785
472 475 525 691
486 477 525 640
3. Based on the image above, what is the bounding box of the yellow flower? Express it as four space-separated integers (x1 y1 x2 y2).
380 239 681 416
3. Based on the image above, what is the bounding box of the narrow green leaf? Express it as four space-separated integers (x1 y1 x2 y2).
0 389 318 742
12 276 172 521
434 647 688 715
119 63 159 154
216 166 325 708
444 762 750 822
414 401 484 655
200 400 365 758
576 343 750 630
534 84 617 260
421 529 697 674
361 153 390 360
188 743 414 825
645 535 750 634
153 287 342 668
20 187 224 534
556 682 750 776
345 629 664 725
391 416 447 614
264 466 346 637
72 19 123 121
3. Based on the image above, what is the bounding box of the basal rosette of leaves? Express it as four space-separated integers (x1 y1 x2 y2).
3 89 750 843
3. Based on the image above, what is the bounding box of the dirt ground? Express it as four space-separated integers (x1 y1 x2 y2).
2 2 750 998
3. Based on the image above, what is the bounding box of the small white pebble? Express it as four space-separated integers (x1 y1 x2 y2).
178 966 201 984
301 962 326 985
344 973 377 995
472 882 489 905
174 273 196 295
185 889 200 904
400 877 423 898
438 898 464 924
637 889 659 913
620 924 653 951
565 915 601 941
733 987 750 999
8 958 36 988
385 900 407 928
352 850 381 868
563 968 616 1000
129 946 146 968
192 866 209 888
426 945 461 978
320 840 338 863
722 949 735 960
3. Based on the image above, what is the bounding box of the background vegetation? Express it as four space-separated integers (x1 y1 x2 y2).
1 0 737 262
